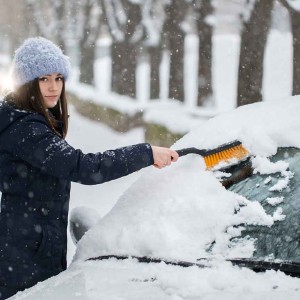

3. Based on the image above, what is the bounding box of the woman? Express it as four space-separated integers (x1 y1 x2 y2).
0 37 178 299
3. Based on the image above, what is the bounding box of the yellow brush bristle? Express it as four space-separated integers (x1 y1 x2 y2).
204 145 249 170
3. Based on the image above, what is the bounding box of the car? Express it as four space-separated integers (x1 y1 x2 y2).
11 96 300 299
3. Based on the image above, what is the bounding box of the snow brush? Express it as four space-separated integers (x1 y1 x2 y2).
175 140 249 170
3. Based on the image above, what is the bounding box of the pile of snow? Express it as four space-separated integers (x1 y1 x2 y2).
12 258 300 300
73 96 300 263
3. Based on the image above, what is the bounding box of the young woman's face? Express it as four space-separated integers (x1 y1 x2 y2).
38 73 64 108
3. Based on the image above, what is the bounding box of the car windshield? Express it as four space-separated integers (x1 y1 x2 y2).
228 147 300 264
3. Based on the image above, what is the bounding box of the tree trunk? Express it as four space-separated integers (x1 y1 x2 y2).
105 0 142 98
111 42 138 98
290 9 300 95
163 0 187 102
79 43 96 85
169 32 184 102
237 0 274 106
55 0 66 51
77 0 101 86
197 1 213 106
149 46 161 99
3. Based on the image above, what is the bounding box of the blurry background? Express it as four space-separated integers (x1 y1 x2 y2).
0 0 299 146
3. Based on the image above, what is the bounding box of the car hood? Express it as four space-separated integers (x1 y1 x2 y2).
10 257 300 300
74 96 300 263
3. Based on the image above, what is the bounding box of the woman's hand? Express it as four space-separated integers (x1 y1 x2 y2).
151 146 179 169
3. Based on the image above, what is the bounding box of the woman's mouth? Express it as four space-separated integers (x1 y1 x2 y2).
45 95 58 99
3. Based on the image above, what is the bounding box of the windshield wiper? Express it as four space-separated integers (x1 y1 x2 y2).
87 254 208 268
229 258 300 278
87 255 300 278
219 157 253 188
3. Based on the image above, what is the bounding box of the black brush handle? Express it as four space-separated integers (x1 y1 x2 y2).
175 148 206 157
175 141 242 158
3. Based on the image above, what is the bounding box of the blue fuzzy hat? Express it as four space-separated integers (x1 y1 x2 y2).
11 37 71 88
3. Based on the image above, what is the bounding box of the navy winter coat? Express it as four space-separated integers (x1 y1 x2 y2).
0 101 154 299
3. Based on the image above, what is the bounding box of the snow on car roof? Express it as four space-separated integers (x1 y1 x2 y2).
74 96 300 263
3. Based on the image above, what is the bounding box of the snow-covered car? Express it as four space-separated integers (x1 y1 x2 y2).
11 96 300 299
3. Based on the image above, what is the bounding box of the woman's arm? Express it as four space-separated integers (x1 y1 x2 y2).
7 114 177 184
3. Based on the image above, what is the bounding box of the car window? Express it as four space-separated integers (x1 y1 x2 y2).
228 147 300 263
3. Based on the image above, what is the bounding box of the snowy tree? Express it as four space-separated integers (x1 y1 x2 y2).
159 0 214 105
25 0 102 85
280 0 300 95
25 0 70 50
148 43 162 99
0 0 33 55
237 0 274 106
73 0 102 85
101 0 144 98
162 0 189 102
100 0 214 104
194 0 214 106
141 0 168 100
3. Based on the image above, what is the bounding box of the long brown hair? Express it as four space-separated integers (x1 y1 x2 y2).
5 78 69 138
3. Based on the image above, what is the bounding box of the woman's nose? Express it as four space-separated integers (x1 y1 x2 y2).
49 80 58 91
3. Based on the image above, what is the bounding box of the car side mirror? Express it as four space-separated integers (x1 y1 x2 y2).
69 206 101 245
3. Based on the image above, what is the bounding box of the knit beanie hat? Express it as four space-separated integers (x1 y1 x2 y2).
11 37 71 88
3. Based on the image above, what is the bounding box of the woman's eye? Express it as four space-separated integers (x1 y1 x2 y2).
39 77 48 82
56 77 64 81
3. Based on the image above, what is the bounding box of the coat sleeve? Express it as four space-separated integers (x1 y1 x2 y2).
7 114 154 185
